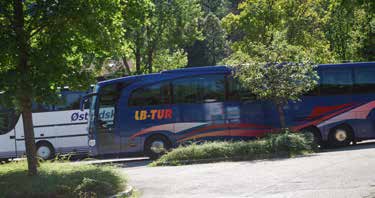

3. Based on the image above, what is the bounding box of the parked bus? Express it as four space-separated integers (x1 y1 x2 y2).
83 62 375 158
0 90 91 160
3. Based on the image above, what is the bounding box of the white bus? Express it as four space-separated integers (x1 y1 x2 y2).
0 91 91 160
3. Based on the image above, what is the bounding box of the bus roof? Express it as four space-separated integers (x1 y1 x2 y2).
98 66 231 87
318 62 374 68
97 62 375 87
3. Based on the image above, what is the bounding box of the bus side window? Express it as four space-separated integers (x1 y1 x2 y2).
227 76 256 102
128 82 171 107
0 110 16 135
54 92 85 111
32 103 53 112
172 75 225 104
354 68 375 94
320 69 353 95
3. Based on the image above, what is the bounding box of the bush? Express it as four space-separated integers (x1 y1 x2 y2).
151 131 313 166
0 161 126 198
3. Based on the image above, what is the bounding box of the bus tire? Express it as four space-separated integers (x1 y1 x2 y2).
144 135 171 160
301 126 322 149
36 141 55 160
328 125 353 147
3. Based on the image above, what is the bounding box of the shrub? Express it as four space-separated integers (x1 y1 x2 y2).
0 161 126 198
151 131 313 166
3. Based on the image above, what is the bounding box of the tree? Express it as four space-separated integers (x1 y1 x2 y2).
324 0 374 61
222 0 335 63
122 0 202 74
0 0 123 175
233 61 318 129
202 13 228 65
225 31 319 129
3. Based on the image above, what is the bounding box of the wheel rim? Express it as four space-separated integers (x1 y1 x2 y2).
335 129 347 142
37 146 51 160
150 141 165 154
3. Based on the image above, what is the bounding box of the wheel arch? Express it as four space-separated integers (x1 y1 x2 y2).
36 140 55 153
300 125 322 138
143 133 173 151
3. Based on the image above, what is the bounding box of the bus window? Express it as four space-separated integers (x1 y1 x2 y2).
320 69 353 95
173 75 225 104
32 103 53 112
128 82 171 107
54 92 86 111
0 110 16 134
97 84 122 130
354 68 375 94
227 76 256 101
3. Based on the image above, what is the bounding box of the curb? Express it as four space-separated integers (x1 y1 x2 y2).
109 185 134 198
152 152 296 166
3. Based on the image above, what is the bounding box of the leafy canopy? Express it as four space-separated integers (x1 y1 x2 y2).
0 0 124 104
234 62 319 105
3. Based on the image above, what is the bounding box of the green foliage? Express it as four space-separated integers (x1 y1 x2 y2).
0 0 124 103
222 0 374 63
151 132 313 166
152 49 188 72
202 13 228 65
325 0 374 61
230 59 318 128
0 161 126 197
233 61 319 105
265 131 313 154
122 0 203 73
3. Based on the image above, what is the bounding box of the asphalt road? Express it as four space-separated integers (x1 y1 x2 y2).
122 142 375 198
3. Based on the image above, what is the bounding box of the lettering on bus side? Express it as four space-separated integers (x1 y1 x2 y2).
134 109 173 121
71 108 115 122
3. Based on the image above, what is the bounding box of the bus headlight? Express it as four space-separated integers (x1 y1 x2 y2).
88 139 96 147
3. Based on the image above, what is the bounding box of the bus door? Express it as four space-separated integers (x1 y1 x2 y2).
0 110 17 158
95 85 121 155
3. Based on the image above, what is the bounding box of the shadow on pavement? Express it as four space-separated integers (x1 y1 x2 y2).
116 160 152 168
319 141 375 153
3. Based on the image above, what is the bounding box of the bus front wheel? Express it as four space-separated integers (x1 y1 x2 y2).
328 125 353 147
36 142 55 160
144 135 171 160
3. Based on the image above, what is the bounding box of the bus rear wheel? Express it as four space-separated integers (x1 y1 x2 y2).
144 135 171 160
328 125 353 147
36 142 55 160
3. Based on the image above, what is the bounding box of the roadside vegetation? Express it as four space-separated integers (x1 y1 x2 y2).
0 161 126 198
151 131 314 166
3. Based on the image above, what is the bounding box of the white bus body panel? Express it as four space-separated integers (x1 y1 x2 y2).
0 129 16 158
12 110 89 158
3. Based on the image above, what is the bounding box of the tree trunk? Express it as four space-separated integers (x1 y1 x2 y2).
135 47 141 74
276 103 286 131
13 0 38 176
147 48 153 73
121 56 131 75
20 95 38 176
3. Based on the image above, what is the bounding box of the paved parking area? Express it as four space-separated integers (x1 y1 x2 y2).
122 142 375 198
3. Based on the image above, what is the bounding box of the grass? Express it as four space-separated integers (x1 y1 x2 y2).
151 131 314 166
0 161 127 198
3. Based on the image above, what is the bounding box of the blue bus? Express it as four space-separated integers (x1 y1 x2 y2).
83 62 375 158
